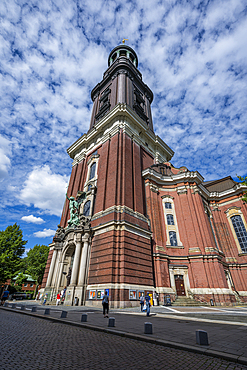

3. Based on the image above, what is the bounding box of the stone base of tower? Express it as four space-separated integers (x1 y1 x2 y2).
85 285 155 308
63 285 85 306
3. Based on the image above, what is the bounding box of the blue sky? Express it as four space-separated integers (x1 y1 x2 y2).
0 0 247 254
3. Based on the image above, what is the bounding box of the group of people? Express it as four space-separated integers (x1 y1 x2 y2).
56 287 67 306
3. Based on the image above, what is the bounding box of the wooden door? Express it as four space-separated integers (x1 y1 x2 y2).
175 275 186 296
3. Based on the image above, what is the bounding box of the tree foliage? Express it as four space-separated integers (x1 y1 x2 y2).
237 175 247 203
26 244 49 285
14 272 27 292
0 223 27 283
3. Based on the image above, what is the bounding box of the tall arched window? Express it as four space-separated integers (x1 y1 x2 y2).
167 214 174 225
89 162 96 180
231 215 247 253
169 231 178 246
83 200 91 217
165 202 172 209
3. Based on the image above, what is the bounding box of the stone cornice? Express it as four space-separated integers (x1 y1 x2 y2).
142 167 247 202
142 168 204 186
92 219 152 240
92 204 149 224
67 103 174 165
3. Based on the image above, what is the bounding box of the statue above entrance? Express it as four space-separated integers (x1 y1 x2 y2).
66 192 86 228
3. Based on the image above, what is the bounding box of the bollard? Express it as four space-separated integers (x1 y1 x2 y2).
61 311 67 318
31 306 37 312
44 308 50 315
196 330 209 345
11 303 16 309
144 322 153 334
21 305 25 311
81 313 87 322
108 317 115 327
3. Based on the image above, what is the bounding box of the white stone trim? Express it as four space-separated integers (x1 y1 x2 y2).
237 291 247 296
142 168 247 202
190 288 234 295
92 204 149 224
162 196 183 248
225 207 247 255
169 266 190 297
67 103 174 165
93 219 152 239
87 283 154 291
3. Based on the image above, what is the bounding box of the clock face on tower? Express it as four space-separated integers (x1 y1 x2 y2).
83 200 91 216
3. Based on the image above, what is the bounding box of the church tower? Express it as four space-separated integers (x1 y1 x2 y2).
41 44 174 307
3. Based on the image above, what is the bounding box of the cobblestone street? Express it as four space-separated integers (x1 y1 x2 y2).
1 310 246 370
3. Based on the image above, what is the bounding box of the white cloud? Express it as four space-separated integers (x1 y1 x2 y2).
19 165 69 216
0 0 246 228
0 135 11 181
21 215 45 224
33 228 56 238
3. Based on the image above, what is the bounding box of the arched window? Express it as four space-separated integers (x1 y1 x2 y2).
83 200 91 217
167 214 174 225
231 215 247 253
89 162 96 180
165 202 172 209
169 231 178 246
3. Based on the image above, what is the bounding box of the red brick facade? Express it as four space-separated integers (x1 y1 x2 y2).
41 44 247 307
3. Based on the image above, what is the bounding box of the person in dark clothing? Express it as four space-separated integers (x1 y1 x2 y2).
102 290 109 318
1 290 9 305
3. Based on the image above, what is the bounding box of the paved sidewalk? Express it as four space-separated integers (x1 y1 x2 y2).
2 302 247 366
1 310 245 370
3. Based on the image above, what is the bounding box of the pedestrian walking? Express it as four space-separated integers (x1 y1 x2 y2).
102 290 109 318
0 289 9 305
61 286 66 301
56 293 61 306
145 292 151 316
140 293 145 311
43 293 48 305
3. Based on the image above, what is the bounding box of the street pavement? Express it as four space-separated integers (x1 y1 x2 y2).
0 309 246 370
1 301 247 369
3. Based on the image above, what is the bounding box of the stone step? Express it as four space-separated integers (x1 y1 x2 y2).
172 297 207 306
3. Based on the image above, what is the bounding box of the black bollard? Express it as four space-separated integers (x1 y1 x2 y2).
196 330 209 345
81 313 87 322
60 311 67 318
144 322 153 334
108 317 115 327
44 308 50 315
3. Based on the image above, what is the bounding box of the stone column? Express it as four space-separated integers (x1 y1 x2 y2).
46 249 58 287
78 235 90 286
51 249 61 287
55 252 64 291
70 237 82 287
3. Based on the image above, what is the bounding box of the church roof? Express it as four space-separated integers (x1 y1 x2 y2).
202 176 238 192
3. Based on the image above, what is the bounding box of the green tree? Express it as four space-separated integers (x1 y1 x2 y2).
14 272 28 292
237 175 247 203
0 223 27 284
26 244 49 296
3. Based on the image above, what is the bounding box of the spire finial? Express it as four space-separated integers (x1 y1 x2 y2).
122 39 128 44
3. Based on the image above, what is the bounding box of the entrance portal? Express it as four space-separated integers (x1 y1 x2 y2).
175 275 186 296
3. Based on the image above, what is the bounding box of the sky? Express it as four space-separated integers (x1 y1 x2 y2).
0 0 247 254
